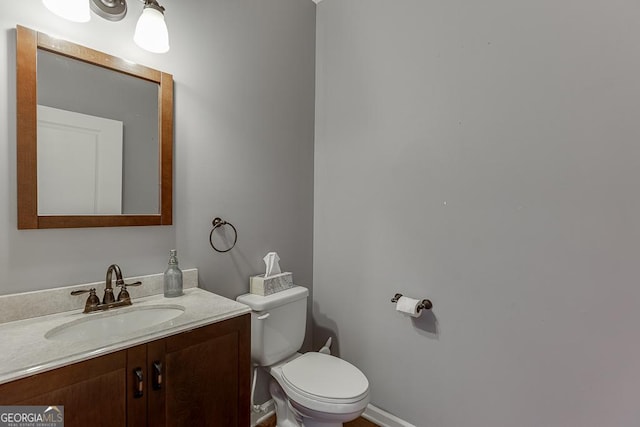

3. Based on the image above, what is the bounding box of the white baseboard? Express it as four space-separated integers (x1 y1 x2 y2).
250 400 414 427
362 404 416 427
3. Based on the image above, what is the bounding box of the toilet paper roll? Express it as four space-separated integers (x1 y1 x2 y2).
395 296 422 318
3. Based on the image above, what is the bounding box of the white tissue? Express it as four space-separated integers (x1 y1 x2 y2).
263 252 282 278
395 296 422 318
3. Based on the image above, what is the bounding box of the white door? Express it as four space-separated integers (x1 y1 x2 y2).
37 105 124 215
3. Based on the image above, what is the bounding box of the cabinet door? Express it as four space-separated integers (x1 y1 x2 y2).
158 315 250 427
0 350 127 427
147 338 167 425
126 344 147 427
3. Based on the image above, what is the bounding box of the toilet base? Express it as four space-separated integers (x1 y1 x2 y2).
290 399 363 427
270 379 303 427
270 379 362 427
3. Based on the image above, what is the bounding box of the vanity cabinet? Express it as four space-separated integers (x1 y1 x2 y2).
0 314 250 427
0 351 127 426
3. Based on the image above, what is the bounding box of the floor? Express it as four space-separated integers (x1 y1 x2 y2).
257 415 378 427
345 418 380 427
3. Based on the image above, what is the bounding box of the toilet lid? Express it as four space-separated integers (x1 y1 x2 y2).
281 353 369 401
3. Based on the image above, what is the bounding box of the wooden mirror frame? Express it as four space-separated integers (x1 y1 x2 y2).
16 25 173 229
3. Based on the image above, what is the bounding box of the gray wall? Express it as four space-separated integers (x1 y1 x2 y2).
314 1 640 426
0 0 315 323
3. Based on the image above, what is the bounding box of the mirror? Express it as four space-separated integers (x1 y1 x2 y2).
16 26 173 229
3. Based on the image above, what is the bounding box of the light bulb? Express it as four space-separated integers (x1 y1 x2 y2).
43 0 91 23
134 6 169 53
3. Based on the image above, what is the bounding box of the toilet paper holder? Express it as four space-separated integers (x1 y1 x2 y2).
391 293 433 312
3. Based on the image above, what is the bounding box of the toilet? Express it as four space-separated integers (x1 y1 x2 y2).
237 286 370 427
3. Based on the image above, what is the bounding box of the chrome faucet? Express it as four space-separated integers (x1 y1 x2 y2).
71 264 142 313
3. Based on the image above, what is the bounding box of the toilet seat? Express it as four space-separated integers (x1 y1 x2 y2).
270 352 370 415
282 352 369 403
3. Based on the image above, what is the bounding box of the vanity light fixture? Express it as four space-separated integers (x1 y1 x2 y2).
90 0 127 22
133 0 170 53
43 0 91 23
41 0 170 53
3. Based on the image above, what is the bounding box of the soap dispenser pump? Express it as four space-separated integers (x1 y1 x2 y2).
164 249 183 297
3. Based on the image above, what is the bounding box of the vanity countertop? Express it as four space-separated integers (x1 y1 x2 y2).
0 288 251 385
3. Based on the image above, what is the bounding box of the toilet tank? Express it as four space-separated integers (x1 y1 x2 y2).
237 286 309 366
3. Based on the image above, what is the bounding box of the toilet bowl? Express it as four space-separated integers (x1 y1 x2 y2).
269 352 370 426
237 286 370 427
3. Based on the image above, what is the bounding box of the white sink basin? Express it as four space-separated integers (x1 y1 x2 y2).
45 305 185 341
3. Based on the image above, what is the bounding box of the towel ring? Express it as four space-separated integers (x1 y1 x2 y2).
209 217 238 253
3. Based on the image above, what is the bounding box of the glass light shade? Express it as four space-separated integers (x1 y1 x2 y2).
42 0 91 23
134 7 170 53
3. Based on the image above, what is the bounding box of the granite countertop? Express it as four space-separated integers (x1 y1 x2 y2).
0 287 251 385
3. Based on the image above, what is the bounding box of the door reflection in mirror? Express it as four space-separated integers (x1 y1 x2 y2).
37 105 124 215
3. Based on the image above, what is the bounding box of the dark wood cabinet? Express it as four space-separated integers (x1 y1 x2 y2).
163 316 250 426
0 351 127 427
0 314 250 427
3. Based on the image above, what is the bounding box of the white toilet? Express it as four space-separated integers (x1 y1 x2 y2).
237 286 370 427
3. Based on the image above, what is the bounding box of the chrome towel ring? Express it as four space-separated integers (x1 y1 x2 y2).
209 217 238 253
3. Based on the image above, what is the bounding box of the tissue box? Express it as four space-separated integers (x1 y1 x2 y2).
250 272 294 296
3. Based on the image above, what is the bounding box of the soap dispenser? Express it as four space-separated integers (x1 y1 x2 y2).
164 249 183 297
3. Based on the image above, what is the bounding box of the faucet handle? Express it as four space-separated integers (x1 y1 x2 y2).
121 281 142 287
71 288 100 312
116 281 142 303
71 287 96 295
116 281 142 291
